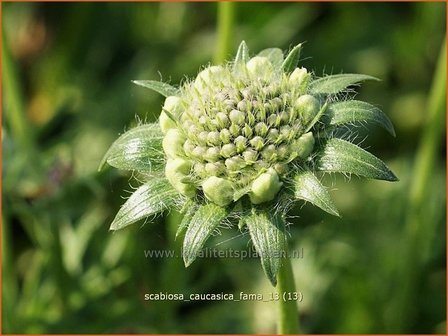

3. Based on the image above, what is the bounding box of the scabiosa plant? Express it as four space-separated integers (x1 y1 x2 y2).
100 41 397 287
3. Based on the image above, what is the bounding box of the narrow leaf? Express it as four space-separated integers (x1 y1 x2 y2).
183 204 227 267
310 74 379 95
316 138 398 181
258 48 283 69
99 123 164 172
175 200 199 239
110 177 178 231
305 102 328 133
245 209 287 286
294 171 339 216
281 43 303 73
132 80 179 97
325 100 396 136
233 40 249 73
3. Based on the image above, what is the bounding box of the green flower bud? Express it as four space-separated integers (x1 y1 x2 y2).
234 136 247 153
216 112 230 128
261 144 277 161
197 131 209 145
202 176 234 207
159 112 176 134
242 124 253 138
165 158 196 197
246 56 273 80
194 162 207 178
273 163 288 175
295 132 315 159
221 143 237 158
220 129 231 144
289 67 310 90
255 122 268 137
267 128 279 143
250 136 264 151
229 123 240 137
295 94 320 126
183 139 195 157
249 168 282 204
205 147 221 162
192 146 206 160
243 149 258 163
163 129 186 159
194 66 224 92
237 99 251 112
207 131 221 146
205 162 225 176
225 156 245 171
160 96 182 134
229 109 245 125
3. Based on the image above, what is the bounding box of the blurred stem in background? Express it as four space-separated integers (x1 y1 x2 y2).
392 37 446 331
214 2 235 64
277 245 300 334
214 3 301 333
2 27 34 150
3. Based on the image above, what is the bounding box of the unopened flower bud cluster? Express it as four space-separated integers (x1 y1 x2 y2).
161 56 321 207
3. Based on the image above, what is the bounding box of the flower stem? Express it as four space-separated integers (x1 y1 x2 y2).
391 37 446 330
277 247 300 334
214 2 235 64
2 26 34 150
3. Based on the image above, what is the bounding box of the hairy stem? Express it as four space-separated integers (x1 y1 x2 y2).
214 2 235 64
277 247 300 334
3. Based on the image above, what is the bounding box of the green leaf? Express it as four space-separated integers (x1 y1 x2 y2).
245 209 287 286
305 102 328 133
325 100 396 136
294 171 339 216
233 40 249 73
110 177 178 231
175 200 199 239
310 74 379 95
316 138 398 181
183 204 228 267
99 123 164 172
132 80 179 97
281 43 303 73
258 48 283 69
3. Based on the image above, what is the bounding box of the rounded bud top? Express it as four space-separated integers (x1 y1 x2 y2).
249 168 282 204
165 158 196 197
194 66 225 92
295 94 320 126
163 129 186 159
159 112 176 134
202 176 234 207
221 143 237 158
229 109 245 125
246 56 274 80
295 132 315 159
160 96 182 133
289 67 310 92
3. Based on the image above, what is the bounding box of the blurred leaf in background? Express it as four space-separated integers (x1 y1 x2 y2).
2 2 446 334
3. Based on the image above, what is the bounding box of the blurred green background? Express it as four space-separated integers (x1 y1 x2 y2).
2 2 446 334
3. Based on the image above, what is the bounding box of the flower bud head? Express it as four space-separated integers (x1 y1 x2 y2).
165 158 196 197
295 132 315 159
249 168 282 204
295 94 320 126
246 56 273 80
163 129 186 159
202 176 234 207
